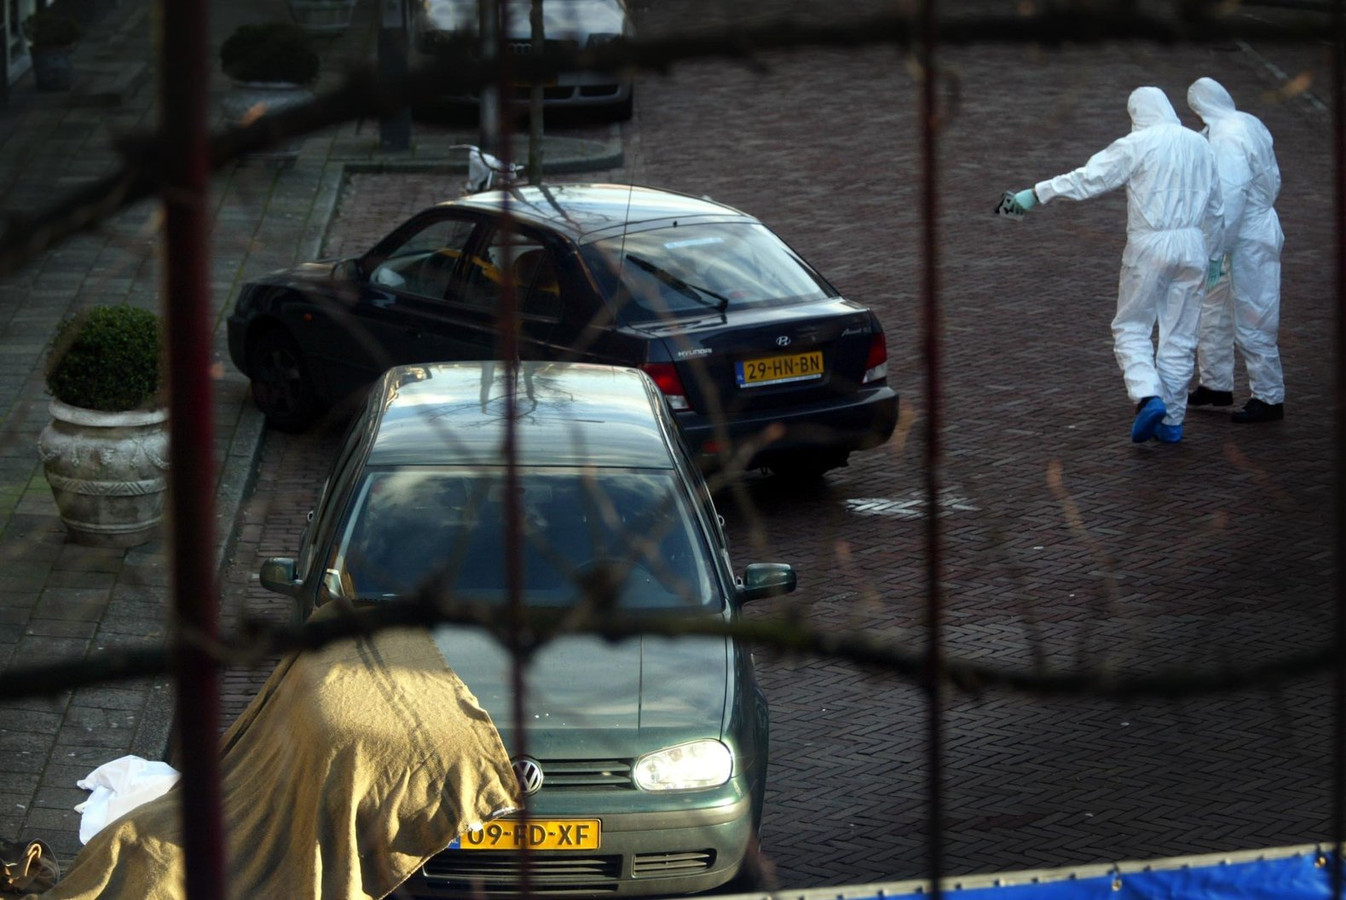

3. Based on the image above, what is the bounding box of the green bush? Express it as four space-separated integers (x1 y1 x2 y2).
24 8 83 48
45 305 162 412
220 21 320 85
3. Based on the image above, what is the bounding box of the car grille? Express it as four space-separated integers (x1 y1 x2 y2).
417 849 717 894
506 39 580 56
631 849 716 878
420 852 623 894
540 758 633 790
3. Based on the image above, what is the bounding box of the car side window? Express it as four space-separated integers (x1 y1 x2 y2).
369 217 477 299
460 228 563 321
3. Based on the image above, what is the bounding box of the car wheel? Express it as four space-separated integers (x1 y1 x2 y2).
766 450 847 481
247 327 322 433
612 90 633 122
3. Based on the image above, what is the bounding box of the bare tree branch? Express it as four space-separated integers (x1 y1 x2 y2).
0 4 1329 276
0 590 1331 704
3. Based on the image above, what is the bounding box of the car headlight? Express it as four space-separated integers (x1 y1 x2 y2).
586 32 621 48
633 740 732 791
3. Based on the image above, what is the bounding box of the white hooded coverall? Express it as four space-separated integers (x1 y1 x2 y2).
1187 77 1285 405
1034 87 1224 426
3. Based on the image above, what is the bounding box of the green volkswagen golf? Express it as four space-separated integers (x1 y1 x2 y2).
258 361 797 896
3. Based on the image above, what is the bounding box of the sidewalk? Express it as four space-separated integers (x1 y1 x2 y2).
0 0 621 860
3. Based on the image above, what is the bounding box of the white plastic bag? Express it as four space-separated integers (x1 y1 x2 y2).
73 755 180 844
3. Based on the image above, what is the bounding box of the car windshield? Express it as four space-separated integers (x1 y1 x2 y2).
581 222 834 323
324 466 720 611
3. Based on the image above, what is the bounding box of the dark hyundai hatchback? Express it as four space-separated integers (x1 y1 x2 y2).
227 183 898 477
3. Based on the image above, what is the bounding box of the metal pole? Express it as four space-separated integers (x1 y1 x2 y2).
919 0 945 896
479 0 500 154
1331 0 1345 893
379 0 412 152
0 10 11 109
528 0 543 183
158 0 226 897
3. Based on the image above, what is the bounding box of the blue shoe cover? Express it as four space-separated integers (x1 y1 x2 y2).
1154 423 1183 443
1130 397 1166 443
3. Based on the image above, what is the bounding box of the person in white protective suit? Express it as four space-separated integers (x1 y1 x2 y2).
1004 86 1224 445
1186 77 1286 424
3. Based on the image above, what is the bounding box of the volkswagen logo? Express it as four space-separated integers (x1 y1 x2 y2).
776 335 791 347
512 757 545 795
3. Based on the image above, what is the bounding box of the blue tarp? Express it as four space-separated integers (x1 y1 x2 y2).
874 849 1335 899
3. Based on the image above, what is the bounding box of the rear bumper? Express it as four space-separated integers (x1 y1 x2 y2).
403 791 756 897
679 384 900 467
410 46 632 110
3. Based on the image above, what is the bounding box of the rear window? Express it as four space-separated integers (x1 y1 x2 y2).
324 467 720 611
581 222 834 323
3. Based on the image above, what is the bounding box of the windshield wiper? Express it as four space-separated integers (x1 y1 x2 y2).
625 254 731 314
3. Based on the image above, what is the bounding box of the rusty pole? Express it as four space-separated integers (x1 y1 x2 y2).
1332 0 1345 894
918 0 945 897
158 0 226 896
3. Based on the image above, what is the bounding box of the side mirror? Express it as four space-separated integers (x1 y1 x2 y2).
334 258 362 282
259 557 301 597
738 562 797 603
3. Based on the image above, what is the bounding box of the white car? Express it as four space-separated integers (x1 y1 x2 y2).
412 0 635 119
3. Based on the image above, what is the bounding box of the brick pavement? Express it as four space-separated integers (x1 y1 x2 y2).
0 0 1338 891
218 0 1342 891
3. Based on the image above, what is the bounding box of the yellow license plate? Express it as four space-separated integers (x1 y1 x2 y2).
737 350 824 387
454 819 601 851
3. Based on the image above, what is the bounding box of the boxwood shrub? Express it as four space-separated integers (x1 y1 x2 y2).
45 305 162 412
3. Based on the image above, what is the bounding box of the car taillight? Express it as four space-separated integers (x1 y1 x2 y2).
862 332 888 384
640 362 691 411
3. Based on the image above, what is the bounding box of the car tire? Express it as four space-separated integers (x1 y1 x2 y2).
612 89 633 122
247 327 322 433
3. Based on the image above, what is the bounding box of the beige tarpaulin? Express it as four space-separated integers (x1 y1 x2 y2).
30 617 521 899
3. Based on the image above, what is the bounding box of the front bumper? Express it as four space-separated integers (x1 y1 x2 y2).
404 791 755 897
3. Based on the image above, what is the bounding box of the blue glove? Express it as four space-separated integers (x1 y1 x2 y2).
1207 257 1223 289
1011 189 1037 214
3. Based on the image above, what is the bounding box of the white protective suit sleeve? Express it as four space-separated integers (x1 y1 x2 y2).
1033 136 1137 206
1035 87 1223 254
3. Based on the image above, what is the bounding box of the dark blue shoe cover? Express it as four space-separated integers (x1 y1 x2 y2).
1131 397 1166 443
1154 423 1183 444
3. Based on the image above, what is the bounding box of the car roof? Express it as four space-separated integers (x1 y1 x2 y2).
447 183 755 243
365 361 681 469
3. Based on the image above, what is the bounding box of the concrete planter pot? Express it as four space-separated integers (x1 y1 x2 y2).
37 401 170 547
220 81 315 166
288 0 358 35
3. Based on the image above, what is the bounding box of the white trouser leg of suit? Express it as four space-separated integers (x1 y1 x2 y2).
1111 235 1204 426
1153 265 1204 426
1230 234 1286 404
1196 272 1236 392
1112 241 1165 406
